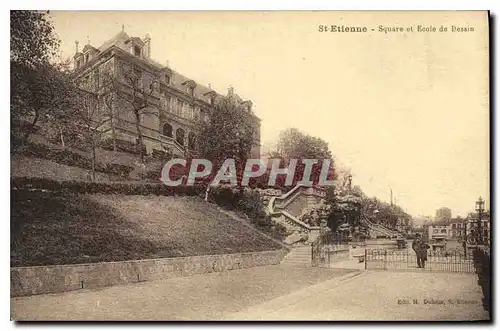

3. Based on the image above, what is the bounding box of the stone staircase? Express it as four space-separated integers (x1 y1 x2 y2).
281 245 312 266
265 185 333 245
361 215 401 239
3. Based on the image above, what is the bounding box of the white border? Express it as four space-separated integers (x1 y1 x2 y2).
2 1 497 330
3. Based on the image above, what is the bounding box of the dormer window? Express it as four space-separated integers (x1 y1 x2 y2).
165 74 171 86
182 80 196 97
204 90 217 106
85 54 89 64
134 45 141 57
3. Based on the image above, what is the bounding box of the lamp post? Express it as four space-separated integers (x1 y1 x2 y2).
463 217 468 256
475 197 485 246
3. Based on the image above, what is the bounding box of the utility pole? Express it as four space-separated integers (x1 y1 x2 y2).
389 186 393 207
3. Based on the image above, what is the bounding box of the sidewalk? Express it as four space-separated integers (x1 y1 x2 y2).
11 264 352 321
225 270 489 321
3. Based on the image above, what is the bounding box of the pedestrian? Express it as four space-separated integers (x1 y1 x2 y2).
412 233 430 268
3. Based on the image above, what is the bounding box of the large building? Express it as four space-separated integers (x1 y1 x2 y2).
72 30 261 158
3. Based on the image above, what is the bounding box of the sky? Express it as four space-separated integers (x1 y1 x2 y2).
48 11 490 217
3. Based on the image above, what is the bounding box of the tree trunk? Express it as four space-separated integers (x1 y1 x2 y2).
59 127 65 148
134 111 144 162
91 138 96 182
110 110 117 152
205 184 211 202
22 110 40 143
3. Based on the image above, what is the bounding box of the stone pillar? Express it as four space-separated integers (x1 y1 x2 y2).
320 218 327 232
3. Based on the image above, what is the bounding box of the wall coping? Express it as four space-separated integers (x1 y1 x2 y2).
11 249 285 270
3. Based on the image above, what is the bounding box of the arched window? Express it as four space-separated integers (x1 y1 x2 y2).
188 132 196 150
162 123 173 137
176 128 185 146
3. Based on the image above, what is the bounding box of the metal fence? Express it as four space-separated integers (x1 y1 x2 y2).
311 233 351 267
365 249 475 273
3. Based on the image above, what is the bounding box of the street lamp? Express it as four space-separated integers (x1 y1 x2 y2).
475 197 485 245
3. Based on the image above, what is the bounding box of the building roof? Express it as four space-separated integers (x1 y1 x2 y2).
98 31 131 53
92 30 253 109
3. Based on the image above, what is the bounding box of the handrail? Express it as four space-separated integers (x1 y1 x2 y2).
281 211 318 231
361 214 400 236
267 184 323 232
160 135 186 154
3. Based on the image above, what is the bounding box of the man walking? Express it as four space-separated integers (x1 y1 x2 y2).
412 234 430 268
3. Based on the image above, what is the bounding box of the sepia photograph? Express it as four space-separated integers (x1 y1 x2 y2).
9 9 491 321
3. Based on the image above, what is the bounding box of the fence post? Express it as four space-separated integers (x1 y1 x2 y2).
311 242 314 267
364 248 367 270
384 249 387 270
406 247 410 269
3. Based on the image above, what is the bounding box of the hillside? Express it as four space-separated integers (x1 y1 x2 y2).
11 190 284 267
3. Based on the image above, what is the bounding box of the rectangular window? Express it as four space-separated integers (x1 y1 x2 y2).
171 98 178 115
177 101 184 116
163 96 171 111
165 75 171 85
188 105 194 119
194 107 201 121
94 69 100 90
440 229 447 233
134 45 141 57
433 229 438 234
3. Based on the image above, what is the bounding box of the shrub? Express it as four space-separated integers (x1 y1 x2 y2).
101 138 140 155
209 186 242 209
237 189 266 220
473 248 491 313
11 177 205 197
14 141 134 177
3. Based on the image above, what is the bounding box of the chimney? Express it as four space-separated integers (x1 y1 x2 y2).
228 86 234 97
73 40 83 69
144 34 151 59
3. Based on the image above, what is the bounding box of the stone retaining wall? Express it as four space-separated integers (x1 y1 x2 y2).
11 250 287 297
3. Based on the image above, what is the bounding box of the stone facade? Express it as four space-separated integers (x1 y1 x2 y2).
72 31 261 158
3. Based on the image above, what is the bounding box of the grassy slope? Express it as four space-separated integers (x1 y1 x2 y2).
11 190 282 267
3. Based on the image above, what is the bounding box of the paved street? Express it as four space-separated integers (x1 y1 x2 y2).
11 265 353 321
227 270 489 321
11 263 488 321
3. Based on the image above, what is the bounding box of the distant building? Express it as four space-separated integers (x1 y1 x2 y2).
435 207 452 223
71 30 261 158
426 213 490 246
427 222 450 241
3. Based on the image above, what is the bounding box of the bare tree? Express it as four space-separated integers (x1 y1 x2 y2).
110 63 161 162
77 90 114 181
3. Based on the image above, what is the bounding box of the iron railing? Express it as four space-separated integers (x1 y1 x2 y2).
365 249 475 273
311 233 352 267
